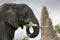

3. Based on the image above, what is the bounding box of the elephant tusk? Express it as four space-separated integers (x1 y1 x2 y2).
29 22 37 26
26 22 37 27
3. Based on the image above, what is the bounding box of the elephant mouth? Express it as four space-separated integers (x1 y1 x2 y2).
25 22 39 38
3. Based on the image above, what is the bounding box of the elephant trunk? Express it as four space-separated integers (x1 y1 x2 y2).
26 21 39 38
25 5 39 38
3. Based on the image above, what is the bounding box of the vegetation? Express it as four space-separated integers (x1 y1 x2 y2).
22 36 29 40
54 24 60 33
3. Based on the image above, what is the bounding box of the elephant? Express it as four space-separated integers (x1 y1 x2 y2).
0 3 39 40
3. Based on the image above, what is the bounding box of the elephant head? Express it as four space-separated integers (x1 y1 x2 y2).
0 3 39 38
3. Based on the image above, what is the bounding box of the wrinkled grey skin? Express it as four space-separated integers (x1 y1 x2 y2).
0 3 39 40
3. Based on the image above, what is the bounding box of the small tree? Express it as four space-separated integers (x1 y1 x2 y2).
54 24 60 33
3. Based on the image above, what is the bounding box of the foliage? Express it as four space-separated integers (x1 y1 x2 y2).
54 24 60 33
22 36 29 40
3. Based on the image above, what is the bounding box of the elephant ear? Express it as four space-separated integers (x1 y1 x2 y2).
5 8 19 28
0 4 19 28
